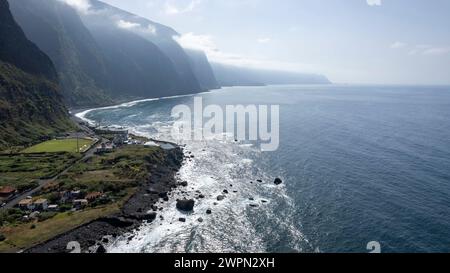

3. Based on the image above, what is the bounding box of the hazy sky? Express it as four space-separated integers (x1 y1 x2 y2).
99 0 450 84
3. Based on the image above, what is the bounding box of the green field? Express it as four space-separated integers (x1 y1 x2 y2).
22 138 95 154
0 153 80 187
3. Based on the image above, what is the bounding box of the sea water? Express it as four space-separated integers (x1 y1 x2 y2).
78 84 450 253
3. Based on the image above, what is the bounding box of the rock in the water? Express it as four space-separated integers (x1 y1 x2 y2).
206 209 212 214
180 181 188 187
249 197 255 201
179 218 186 222
274 178 283 185
141 212 157 221
257 179 263 183
176 199 195 212
223 190 229 194
217 195 225 201
198 218 204 223
249 204 259 208
96 245 107 253
198 194 205 199
159 192 168 198
163 196 169 202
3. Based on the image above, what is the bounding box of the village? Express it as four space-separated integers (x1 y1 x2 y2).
0 125 130 208
0 122 173 250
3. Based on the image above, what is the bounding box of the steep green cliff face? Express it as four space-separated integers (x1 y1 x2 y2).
8 0 115 107
8 0 217 107
0 0 73 149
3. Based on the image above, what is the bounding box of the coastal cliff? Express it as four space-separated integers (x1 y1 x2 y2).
0 0 73 149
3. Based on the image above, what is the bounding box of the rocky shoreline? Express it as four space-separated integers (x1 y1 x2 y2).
26 145 184 253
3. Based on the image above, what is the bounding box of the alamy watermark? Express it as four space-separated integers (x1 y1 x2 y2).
171 97 280 151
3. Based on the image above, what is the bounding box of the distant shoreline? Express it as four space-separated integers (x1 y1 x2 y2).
71 88 221 126
70 83 341 123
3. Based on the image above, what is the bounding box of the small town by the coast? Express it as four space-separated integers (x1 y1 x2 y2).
0 119 177 252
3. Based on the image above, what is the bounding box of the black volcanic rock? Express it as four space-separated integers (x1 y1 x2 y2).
176 199 195 212
99 217 134 228
96 245 107 254
141 212 157 222
217 195 225 201
274 178 283 185
159 192 168 198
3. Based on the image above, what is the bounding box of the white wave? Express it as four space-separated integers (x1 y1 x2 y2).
74 89 217 124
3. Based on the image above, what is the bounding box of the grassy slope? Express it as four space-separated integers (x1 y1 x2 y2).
0 0 75 150
0 198 127 253
0 62 75 150
0 153 80 187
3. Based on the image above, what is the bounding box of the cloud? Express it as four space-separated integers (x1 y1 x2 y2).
174 32 218 53
116 20 157 35
146 24 157 35
173 32 318 73
117 20 140 29
390 42 407 49
58 0 92 13
406 44 450 56
366 0 382 6
257 38 271 44
164 0 202 15
422 47 450 56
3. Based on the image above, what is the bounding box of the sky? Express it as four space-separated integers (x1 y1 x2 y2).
98 0 450 85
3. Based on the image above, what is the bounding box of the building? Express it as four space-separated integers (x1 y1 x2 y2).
0 186 17 199
96 143 115 154
73 199 88 210
86 192 103 202
59 191 70 204
70 190 82 199
94 127 129 144
18 199 34 211
34 199 49 211
48 205 59 211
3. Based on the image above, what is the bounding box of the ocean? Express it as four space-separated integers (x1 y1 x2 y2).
77 84 450 253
